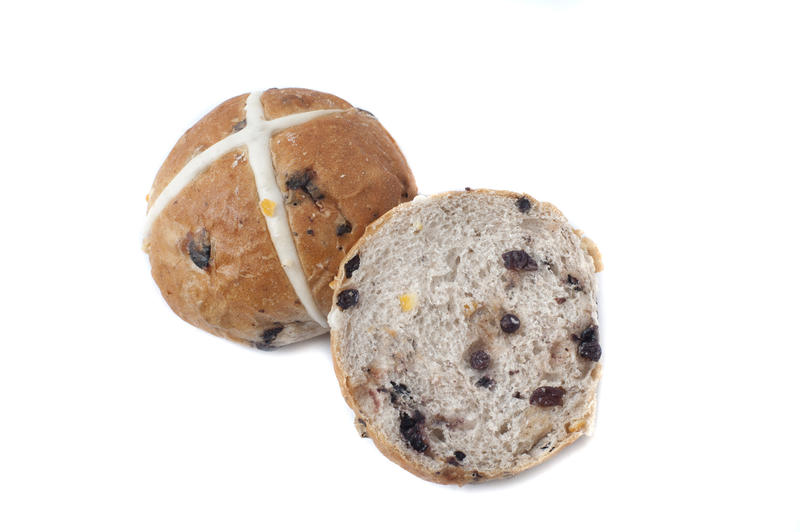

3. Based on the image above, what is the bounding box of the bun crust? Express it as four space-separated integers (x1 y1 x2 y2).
330 190 602 484
145 88 415 348
272 109 416 312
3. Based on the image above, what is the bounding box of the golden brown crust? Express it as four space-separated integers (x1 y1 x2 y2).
261 88 352 119
330 189 599 484
272 109 416 313
146 88 415 348
569 229 603 273
148 148 321 347
581 235 604 272
148 94 248 209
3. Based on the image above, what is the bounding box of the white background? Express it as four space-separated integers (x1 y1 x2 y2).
1 1 798 530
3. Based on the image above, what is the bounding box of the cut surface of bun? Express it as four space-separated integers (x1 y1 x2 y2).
329 190 602 484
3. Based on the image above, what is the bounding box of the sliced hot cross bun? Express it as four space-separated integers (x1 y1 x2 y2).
144 88 416 348
329 190 602 484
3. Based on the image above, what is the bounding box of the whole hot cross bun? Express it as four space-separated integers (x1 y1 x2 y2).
143 88 416 348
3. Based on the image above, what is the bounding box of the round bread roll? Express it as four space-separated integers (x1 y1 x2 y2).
144 88 416 348
329 190 603 484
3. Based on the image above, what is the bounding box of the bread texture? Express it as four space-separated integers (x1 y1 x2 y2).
329 190 602 484
144 88 416 348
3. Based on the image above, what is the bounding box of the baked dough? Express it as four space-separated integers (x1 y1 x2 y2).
144 88 416 348
329 190 602 484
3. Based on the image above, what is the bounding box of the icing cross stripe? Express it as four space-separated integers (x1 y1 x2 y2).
143 91 345 328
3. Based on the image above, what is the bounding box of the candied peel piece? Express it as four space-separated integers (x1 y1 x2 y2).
566 419 587 433
260 198 276 217
399 292 418 312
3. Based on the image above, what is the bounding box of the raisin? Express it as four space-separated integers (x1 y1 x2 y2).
286 171 311 190
305 181 325 201
336 289 359 309
286 169 325 200
399 410 428 453
566 275 583 291
344 254 360 279
470 350 491 370
530 386 566 407
254 325 284 350
389 381 410 403
579 325 599 343
555 297 567 304
502 250 538 271
232 119 247 132
454 451 466 461
390 381 409 395
336 220 352 236
515 197 531 213
500 314 521 333
476 376 494 388
512 391 524 399
577 325 601 361
187 230 211 270
579 341 602 361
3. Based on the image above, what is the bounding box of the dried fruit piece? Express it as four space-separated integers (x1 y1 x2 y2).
454 451 466 461
577 324 602 361
502 250 538 271
187 230 211 270
500 313 521 333
566 274 583 291
399 292 417 312
579 325 599 343
254 325 284 350
470 350 491 370
476 376 494 388
336 220 352 236
286 168 325 201
515 197 531 213
260 198 276 217
304 181 324 201
530 386 566 407
579 341 602 361
389 381 410 404
555 297 567 304
286 169 312 190
390 382 410 394
399 410 428 453
337 289 359 309
566 419 587 433
344 255 360 278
